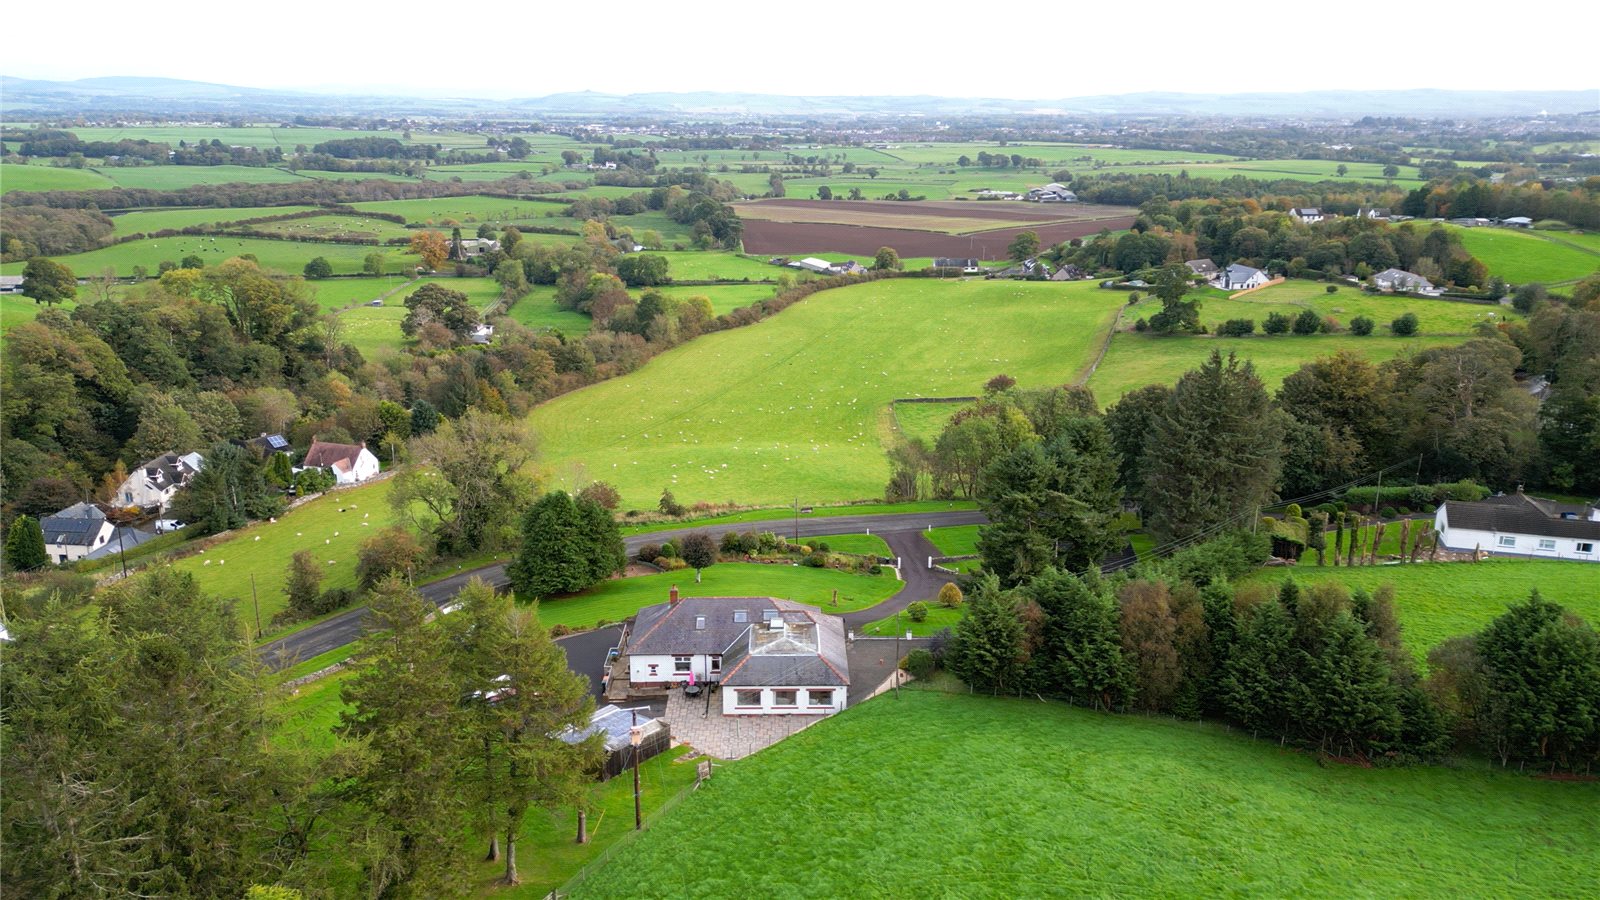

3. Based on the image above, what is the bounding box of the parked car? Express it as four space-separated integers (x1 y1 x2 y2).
154 519 187 534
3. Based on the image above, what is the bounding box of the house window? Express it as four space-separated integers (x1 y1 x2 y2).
1497 536 1516 548
647 663 659 677
124 491 132 503
673 656 692 674
808 689 833 707
772 689 798 707
1537 539 1556 551
734 609 747 623
710 655 722 674
735 690 762 707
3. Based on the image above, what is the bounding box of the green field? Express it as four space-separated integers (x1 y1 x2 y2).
501 289 594 334
1428 224 1600 283
532 563 902 629
529 279 1126 509
168 480 395 636
651 252 778 282
0 234 399 278
573 689 1599 897
106 205 320 234
1125 280 1517 335
0 293 75 339
348 195 570 225
892 400 965 445
1088 332 1466 403
1099 159 1424 186
0 160 116 193
311 275 420 310
1253 559 1600 662
650 282 776 315
96 165 314 190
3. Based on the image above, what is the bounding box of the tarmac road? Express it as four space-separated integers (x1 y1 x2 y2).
256 508 986 672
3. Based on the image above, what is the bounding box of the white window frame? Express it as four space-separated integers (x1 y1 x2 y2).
1497 535 1517 548
1577 542 1594 554
1537 539 1557 552
709 655 722 674
672 656 692 674
734 689 762 708
772 689 798 707
807 689 833 707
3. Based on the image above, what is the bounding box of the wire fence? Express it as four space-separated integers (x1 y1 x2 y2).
546 776 702 899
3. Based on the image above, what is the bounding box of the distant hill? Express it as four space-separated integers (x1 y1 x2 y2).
2 76 1595 118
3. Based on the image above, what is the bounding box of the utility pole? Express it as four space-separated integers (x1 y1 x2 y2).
630 710 643 831
251 573 262 640
894 610 902 700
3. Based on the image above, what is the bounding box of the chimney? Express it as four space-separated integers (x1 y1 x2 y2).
669 585 680 607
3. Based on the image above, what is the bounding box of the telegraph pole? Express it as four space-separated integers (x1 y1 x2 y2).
630 709 643 831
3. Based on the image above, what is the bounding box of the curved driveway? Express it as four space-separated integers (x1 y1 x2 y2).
258 509 984 671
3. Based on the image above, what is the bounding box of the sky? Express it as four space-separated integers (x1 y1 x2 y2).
5 0 1597 99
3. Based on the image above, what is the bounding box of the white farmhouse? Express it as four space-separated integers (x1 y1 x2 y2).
302 439 381 485
622 590 850 717
1289 207 1325 224
1220 263 1270 291
1434 492 1600 562
40 501 115 564
116 452 204 512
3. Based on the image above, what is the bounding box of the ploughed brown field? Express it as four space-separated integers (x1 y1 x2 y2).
736 199 1136 257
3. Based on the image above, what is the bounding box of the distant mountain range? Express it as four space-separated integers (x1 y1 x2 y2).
3 76 1596 118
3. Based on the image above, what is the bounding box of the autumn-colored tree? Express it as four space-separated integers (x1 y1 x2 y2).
409 230 450 271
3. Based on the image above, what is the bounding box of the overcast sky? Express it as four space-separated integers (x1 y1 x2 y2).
6 0 1597 99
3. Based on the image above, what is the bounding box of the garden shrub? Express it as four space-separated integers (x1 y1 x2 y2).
1350 315 1375 335
937 583 964 608
907 601 930 623
901 648 936 679
813 541 830 553
636 543 662 564
1217 318 1255 336
801 551 829 568
1380 506 1398 519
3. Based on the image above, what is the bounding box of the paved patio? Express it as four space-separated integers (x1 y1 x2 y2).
663 689 829 760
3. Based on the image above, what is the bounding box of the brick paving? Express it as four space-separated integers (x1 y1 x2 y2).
663 689 829 760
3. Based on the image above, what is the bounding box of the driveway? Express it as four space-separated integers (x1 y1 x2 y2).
557 625 622 701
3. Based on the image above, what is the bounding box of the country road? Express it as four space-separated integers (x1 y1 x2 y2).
257 509 986 671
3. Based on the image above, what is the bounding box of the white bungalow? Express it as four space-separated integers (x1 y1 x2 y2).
622 590 849 717
1434 492 1599 562
302 439 381 485
1371 268 1435 293
1289 207 1325 224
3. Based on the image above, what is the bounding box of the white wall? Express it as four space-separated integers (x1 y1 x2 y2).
45 524 113 564
722 685 844 716
1439 526 1599 561
628 653 720 685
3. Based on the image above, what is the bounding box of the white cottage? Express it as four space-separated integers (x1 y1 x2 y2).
40 501 115 564
1221 263 1270 291
302 439 381 485
1434 492 1600 562
622 591 849 717
116 452 204 512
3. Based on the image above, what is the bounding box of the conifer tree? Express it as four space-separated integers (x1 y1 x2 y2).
1028 569 1131 710
948 575 1029 696
3 514 48 571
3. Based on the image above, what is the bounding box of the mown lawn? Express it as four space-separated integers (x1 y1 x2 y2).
1251 559 1600 662
532 563 902 629
811 533 891 557
618 500 977 534
571 690 1600 898
529 279 1125 508
927 524 981 557
862 604 964 636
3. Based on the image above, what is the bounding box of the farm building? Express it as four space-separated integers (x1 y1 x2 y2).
40 501 115 564
994 258 1053 279
115 451 205 512
1289 207 1325 224
789 257 836 274
302 439 381 485
1025 183 1077 203
1220 264 1269 290
457 238 500 258
1371 268 1436 293
618 590 850 717
1434 492 1599 562
933 258 982 274
1501 216 1534 228
0 275 24 293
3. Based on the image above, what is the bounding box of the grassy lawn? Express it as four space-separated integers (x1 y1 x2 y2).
529 278 1125 509
811 533 891 557
649 252 777 281
892 399 965 445
502 289 593 334
533 563 902 629
310 274 419 310
927 524 981 557
862 603 964 636
1088 332 1466 403
1251 559 1600 663
168 480 396 637
650 282 776 315
1430 224 1600 283
571 690 1600 898
338 305 410 358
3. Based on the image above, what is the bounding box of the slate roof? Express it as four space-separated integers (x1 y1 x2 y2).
1185 258 1219 276
41 502 107 547
303 439 368 473
85 526 160 560
0 275 25 289
1225 263 1265 283
1443 494 1600 541
719 608 850 688
627 596 849 687
245 432 291 454
133 452 202 493
1373 268 1433 290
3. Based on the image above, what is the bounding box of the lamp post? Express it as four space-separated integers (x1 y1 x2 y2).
630 711 643 831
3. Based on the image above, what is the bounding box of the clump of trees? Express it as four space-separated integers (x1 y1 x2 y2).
506 490 625 599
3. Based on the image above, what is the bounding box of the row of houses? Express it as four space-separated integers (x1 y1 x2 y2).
38 438 381 564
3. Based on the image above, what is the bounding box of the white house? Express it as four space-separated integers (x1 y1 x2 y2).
1434 492 1599 562
469 323 495 344
40 501 115 564
622 591 849 717
458 238 500 259
1356 207 1392 220
1371 268 1435 293
302 439 381 485
1221 263 1270 290
0 275 24 293
1025 183 1077 203
116 452 204 512
1289 207 1325 224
